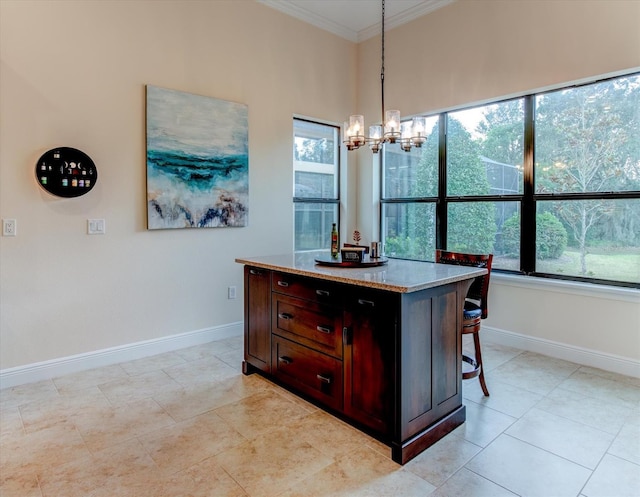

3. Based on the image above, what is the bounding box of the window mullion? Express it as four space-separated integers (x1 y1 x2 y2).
521 95 536 274
436 113 447 250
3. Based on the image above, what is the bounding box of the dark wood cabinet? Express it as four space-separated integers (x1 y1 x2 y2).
242 266 271 373
272 294 343 358
272 335 343 411
392 282 467 463
343 287 397 436
240 262 477 464
269 270 344 411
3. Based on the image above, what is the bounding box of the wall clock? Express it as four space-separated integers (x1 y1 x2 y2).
35 147 97 198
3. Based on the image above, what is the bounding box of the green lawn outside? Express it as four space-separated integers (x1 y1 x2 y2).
495 249 640 283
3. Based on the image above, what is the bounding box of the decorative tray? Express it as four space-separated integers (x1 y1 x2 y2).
314 256 388 267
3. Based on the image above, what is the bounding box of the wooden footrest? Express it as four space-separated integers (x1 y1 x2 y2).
462 354 481 379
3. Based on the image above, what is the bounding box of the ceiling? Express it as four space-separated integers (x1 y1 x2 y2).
258 0 455 43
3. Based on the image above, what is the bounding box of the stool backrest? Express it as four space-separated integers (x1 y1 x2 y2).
435 250 493 319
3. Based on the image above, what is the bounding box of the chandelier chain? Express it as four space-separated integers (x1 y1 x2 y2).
380 0 385 124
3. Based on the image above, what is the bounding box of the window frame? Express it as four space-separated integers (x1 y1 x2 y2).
293 117 341 253
380 71 640 289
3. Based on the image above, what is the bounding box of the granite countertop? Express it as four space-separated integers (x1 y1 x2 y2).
235 252 487 293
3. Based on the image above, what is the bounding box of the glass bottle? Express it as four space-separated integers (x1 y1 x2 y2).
331 223 339 258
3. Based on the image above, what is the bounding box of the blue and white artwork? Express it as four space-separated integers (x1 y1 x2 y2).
146 85 248 229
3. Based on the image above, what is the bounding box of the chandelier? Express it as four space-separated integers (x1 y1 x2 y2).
343 0 427 153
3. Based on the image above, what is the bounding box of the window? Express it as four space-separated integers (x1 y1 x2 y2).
381 72 640 287
382 116 438 259
293 118 340 252
445 102 525 268
533 77 640 283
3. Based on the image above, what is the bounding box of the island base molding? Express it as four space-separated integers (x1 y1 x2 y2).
392 405 466 465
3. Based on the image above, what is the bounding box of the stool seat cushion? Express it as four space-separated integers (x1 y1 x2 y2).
463 301 482 320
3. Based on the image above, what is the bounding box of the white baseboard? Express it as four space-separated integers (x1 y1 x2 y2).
0 322 243 390
4 322 637 389
483 325 640 379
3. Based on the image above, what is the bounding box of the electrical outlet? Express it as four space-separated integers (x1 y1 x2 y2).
228 286 237 299
87 219 106 235
2 219 16 236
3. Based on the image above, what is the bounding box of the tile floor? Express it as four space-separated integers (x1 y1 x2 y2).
1 335 639 497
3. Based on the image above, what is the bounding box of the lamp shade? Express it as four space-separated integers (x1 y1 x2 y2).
369 125 382 140
384 110 401 134
349 115 365 137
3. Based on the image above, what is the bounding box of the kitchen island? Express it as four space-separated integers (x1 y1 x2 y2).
235 252 487 464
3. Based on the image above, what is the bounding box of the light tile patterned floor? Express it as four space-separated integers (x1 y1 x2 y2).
1 336 639 497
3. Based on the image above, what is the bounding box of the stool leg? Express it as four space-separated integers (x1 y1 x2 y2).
473 331 490 396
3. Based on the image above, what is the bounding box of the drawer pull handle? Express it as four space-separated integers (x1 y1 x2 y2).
249 269 262 275
278 356 292 365
358 298 375 307
316 289 330 297
277 281 289 287
278 313 293 320
343 326 351 345
317 374 331 384
316 325 332 334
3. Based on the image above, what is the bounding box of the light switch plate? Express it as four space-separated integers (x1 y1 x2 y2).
87 219 105 235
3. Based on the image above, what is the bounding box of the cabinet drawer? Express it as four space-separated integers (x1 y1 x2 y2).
344 286 398 310
272 336 343 411
273 295 342 358
272 272 342 305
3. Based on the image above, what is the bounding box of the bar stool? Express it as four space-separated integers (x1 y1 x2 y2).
435 250 493 396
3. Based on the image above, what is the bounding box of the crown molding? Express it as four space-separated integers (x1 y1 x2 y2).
259 0 359 42
357 0 455 42
258 0 455 43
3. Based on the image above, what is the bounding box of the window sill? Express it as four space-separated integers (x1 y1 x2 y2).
491 272 640 303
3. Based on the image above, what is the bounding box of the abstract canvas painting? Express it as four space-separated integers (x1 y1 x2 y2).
146 85 248 229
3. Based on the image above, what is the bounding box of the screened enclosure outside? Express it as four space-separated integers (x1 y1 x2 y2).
382 202 436 261
448 104 524 197
383 116 439 199
445 101 525 270
295 202 339 252
447 201 520 269
294 119 340 252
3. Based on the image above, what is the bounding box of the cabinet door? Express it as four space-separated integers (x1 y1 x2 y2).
398 283 463 440
243 266 271 373
343 288 397 436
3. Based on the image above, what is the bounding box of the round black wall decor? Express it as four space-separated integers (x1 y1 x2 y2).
35 147 97 198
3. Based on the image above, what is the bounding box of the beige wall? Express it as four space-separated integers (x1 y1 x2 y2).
355 0 640 366
1 0 638 376
0 0 355 369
